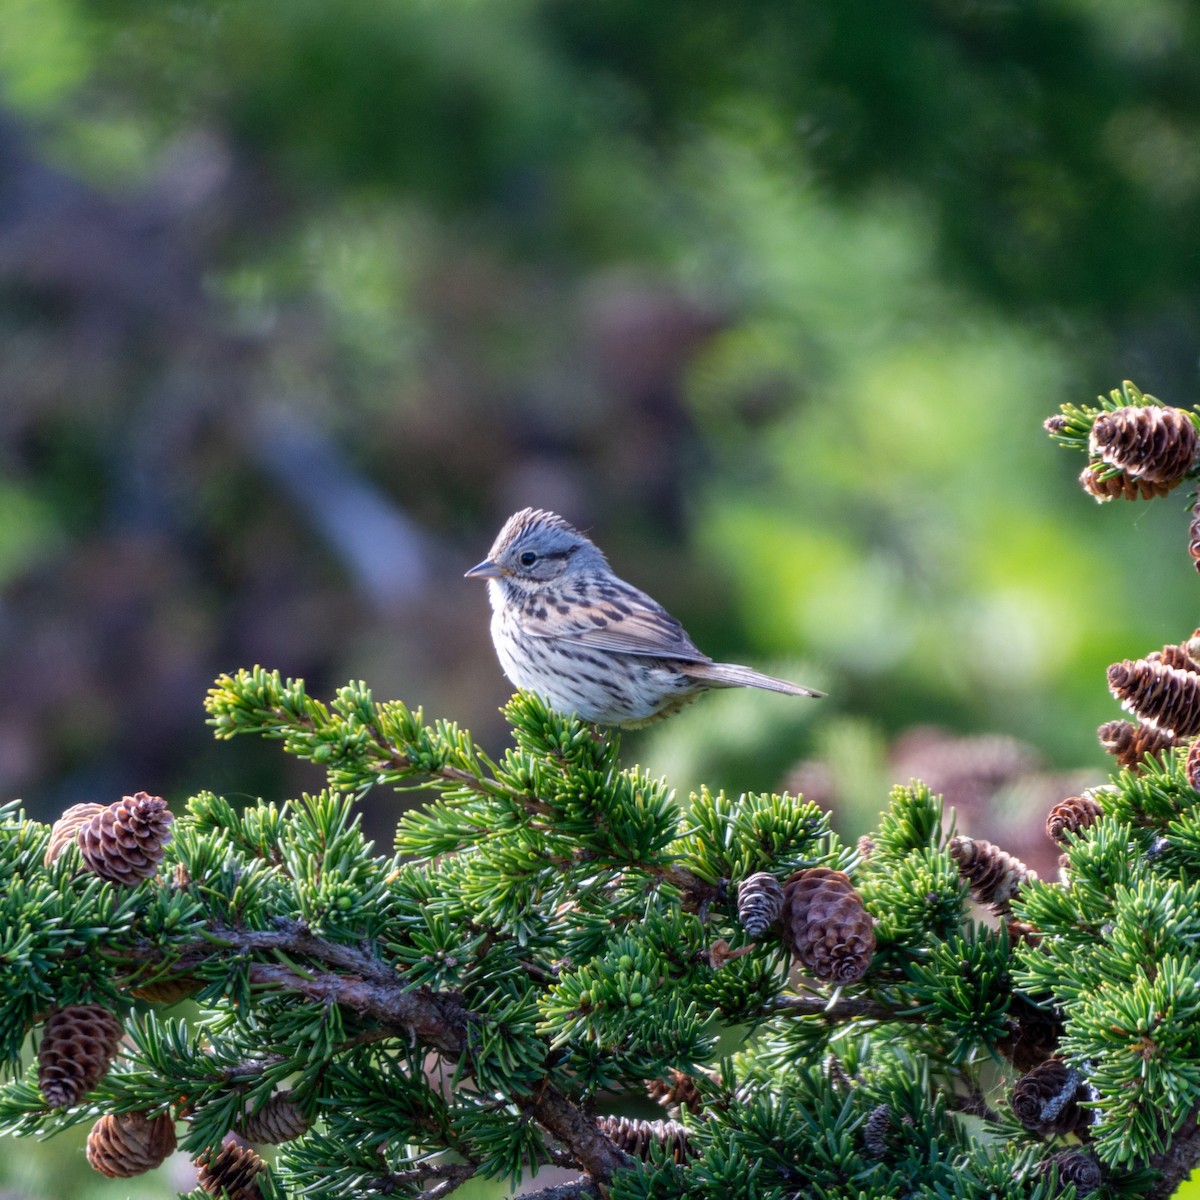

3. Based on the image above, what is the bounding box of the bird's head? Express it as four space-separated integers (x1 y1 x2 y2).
465 508 607 594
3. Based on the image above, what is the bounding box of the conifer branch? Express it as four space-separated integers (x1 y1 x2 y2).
517 1090 633 1182
512 1180 602 1200
14 485 1200 1200
376 1162 478 1199
243 962 470 1051
118 923 472 1052
113 918 634 1182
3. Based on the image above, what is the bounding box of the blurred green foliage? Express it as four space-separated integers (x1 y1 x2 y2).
5 1 1200 1192
1 0 1198 834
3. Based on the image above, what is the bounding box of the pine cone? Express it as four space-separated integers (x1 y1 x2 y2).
862 1104 893 1159
197 1141 267 1199
1142 643 1200 672
1108 658 1200 736
77 792 174 885
1144 629 1200 671
38 1004 124 1108
1078 463 1171 501
948 836 1035 915
1039 1150 1102 1196
1011 1057 1092 1137
1186 739 1200 793
1190 500 1200 573
779 867 875 983
235 1091 311 1144
86 1110 176 1177
596 1115 693 1164
736 872 785 938
646 1069 704 1114
998 996 1063 1072
1088 404 1198 485
44 803 105 867
1045 794 1104 847
1097 718 1175 769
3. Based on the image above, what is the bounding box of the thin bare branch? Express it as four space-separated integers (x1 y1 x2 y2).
771 993 926 1024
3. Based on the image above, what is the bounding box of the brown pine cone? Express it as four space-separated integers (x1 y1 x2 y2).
37 1004 124 1108
1011 1057 1092 1138
1078 463 1171 501
77 792 174 885
1148 629 1200 672
736 872 785 938
86 1110 177 1177
235 1091 311 1144
1186 739 1200 793
1097 718 1176 769
44 803 105 867
1039 1149 1102 1196
646 1069 704 1114
998 996 1063 1072
779 867 875 984
1045 794 1104 847
1088 404 1198 485
1108 658 1200 737
948 836 1035 915
596 1115 693 1164
1149 644 1199 674
197 1141 267 1199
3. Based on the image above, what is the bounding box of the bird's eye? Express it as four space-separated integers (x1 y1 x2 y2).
519 551 538 567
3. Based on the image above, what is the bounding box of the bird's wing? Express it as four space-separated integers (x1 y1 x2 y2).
519 582 710 662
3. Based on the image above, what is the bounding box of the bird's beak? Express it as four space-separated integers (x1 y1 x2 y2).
465 559 504 579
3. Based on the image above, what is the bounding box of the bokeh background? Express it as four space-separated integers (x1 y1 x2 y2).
4 0 1200 1194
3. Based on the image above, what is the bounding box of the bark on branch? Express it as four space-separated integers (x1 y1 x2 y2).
120 919 633 1182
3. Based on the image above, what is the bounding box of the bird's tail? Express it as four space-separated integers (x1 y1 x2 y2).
681 660 824 698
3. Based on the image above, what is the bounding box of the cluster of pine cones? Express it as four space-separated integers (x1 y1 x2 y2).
1045 390 1198 503
1105 629 1200 765
37 989 305 1194
1047 390 1200 581
736 867 876 983
46 598 1198 1197
36 791 307 1195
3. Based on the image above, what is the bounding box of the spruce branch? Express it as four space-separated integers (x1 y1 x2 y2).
516 1089 634 1182
114 920 631 1181
17 456 1200 1200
